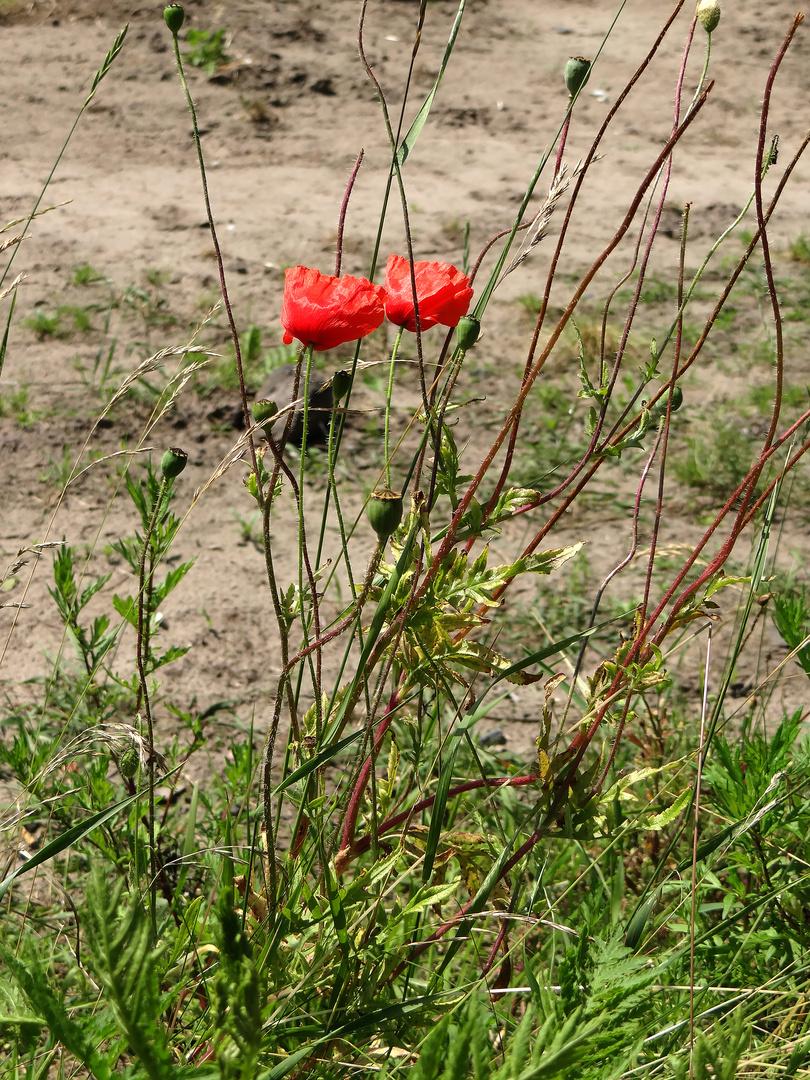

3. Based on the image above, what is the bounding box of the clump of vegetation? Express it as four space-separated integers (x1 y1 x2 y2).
184 27 229 77
4 3 810 1078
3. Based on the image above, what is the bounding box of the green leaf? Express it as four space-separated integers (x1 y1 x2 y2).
0 943 111 1080
84 868 178 1080
646 788 691 831
112 593 137 628
0 773 177 902
396 1 466 168
401 880 460 917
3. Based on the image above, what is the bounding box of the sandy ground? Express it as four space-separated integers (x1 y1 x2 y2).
1 0 809 790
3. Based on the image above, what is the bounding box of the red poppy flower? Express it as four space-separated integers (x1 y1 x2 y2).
383 254 473 333
281 266 386 352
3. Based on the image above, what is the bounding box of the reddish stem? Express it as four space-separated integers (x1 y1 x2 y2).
334 149 364 277
341 773 541 870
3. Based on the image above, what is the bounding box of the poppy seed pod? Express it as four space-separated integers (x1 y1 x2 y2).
696 0 721 33
331 369 353 405
252 399 279 426
161 447 188 479
367 489 403 543
163 4 185 34
456 315 481 352
118 744 140 779
564 57 591 97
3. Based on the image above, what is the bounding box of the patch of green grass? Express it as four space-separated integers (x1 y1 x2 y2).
63 304 93 333
39 443 73 489
516 293 543 318
230 509 263 550
184 27 229 77
25 307 67 339
24 304 94 338
641 276 679 304
0 384 38 427
749 383 809 413
789 233 810 265
672 415 758 499
72 263 106 287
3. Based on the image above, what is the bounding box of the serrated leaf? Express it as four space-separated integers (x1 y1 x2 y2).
490 487 541 524
645 788 691 830
601 761 681 805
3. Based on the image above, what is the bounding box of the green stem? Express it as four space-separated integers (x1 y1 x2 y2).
296 347 323 736
136 475 169 937
384 327 404 489
326 397 357 599
168 28 259 482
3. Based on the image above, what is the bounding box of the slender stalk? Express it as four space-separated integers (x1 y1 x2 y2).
690 628 712 1076
384 327 405 488
135 475 169 936
167 26 259 480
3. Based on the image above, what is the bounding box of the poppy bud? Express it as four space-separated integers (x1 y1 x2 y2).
456 315 480 352
331 369 353 405
367 489 403 543
118 744 140 779
164 4 185 34
696 0 721 32
252 399 279 425
161 447 188 479
654 385 684 419
564 57 591 97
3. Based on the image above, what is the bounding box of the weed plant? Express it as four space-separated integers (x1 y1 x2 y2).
3 2 810 1078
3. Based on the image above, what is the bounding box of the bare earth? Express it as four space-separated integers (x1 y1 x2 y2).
1 0 809 785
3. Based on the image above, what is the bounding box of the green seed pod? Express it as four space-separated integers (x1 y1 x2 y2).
564 56 591 97
456 315 481 353
331 369 353 405
367 489 403 543
696 0 721 33
118 744 140 779
163 4 185 34
669 385 684 412
161 446 188 479
252 399 279 425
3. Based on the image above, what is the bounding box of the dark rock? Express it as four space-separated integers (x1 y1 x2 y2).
234 364 333 446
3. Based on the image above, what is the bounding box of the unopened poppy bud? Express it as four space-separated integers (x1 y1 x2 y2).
654 385 684 418
161 447 188 479
696 0 721 33
367 489 403 543
331 369 352 404
564 57 591 97
252 399 278 426
163 4 185 34
118 744 140 779
456 315 480 352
